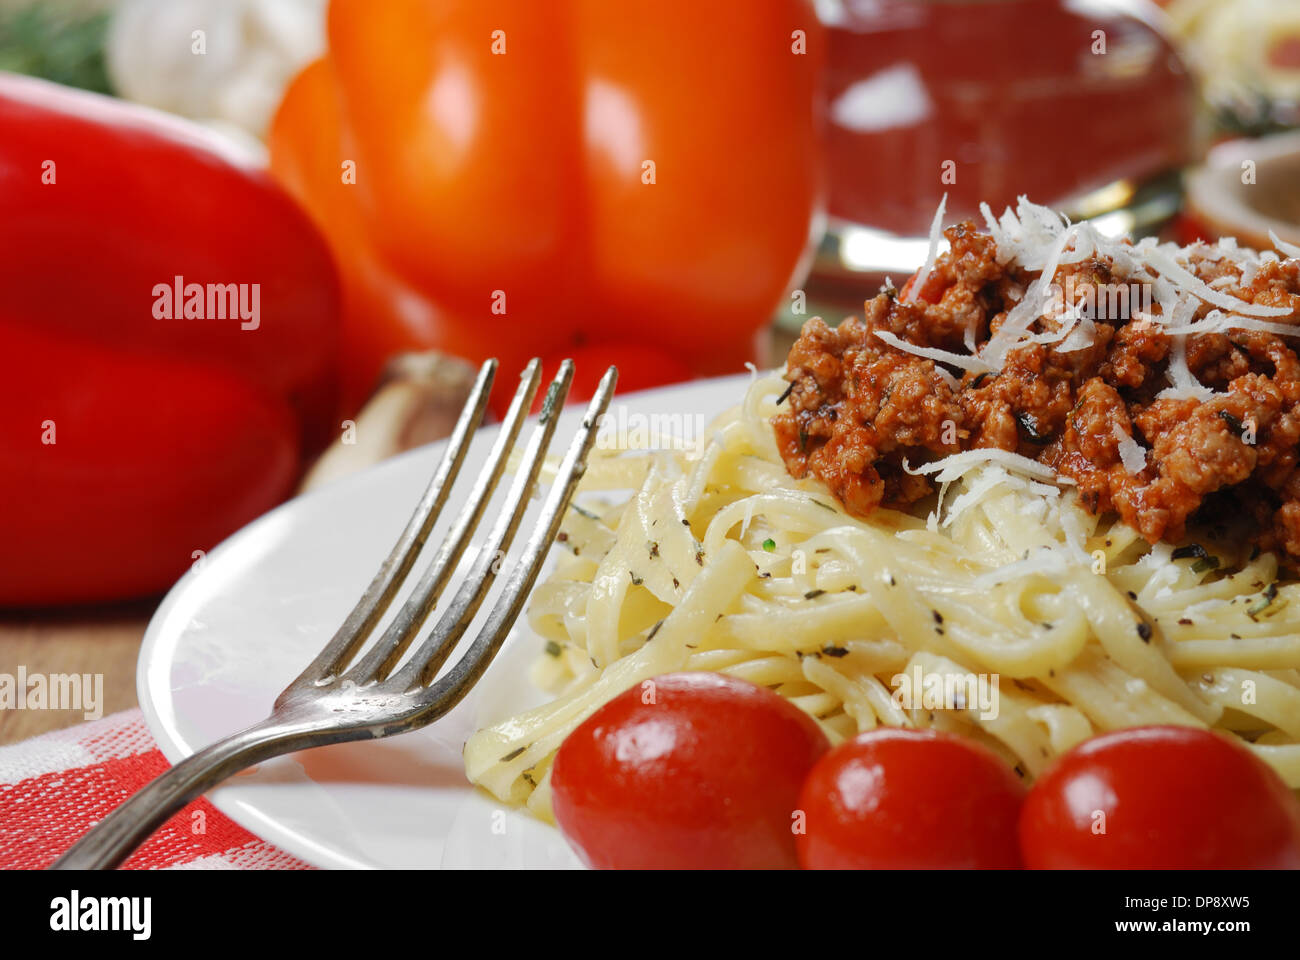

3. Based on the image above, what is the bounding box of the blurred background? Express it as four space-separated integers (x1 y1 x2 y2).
3 0 1300 737
7 0 1300 378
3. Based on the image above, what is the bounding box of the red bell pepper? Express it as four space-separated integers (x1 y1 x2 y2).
0 74 340 605
0 321 301 605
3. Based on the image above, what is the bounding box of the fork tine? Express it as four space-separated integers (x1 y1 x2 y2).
391 359 586 691
51 362 619 871
288 358 514 687
345 356 554 685
413 364 617 704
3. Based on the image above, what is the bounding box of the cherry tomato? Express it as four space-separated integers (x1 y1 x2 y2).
1020 725 1300 869
797 728 1026 869
550 671 830 869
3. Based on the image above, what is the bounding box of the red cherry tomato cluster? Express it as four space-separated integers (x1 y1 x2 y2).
550 672 1300 869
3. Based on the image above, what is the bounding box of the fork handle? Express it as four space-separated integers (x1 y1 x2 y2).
50 720 316 870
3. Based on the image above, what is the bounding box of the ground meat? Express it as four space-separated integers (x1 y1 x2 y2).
773 220 1300 557
1125 397 1257 543
774 321 965 514
960 347 1077 452
1100 321 1169 389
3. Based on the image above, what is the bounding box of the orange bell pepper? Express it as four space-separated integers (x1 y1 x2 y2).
270 0 824 414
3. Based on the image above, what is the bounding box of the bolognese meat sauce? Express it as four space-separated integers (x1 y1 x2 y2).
773 219 1300 555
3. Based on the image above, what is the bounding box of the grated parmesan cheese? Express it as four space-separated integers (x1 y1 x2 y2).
1158 333 1213 400
1058 317 1098 353
902 448 1061 483
905 192 948 304
1141 245 1291 318
932 365 961 392
872 329 992 374
1270 230 1300 260
1112 423 1147 474
979 217 1078 369
1161 308 1300 341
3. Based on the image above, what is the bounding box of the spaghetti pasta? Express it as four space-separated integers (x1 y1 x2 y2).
464 373 1300 819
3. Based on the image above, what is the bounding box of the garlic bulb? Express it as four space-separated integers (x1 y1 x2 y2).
105 0 325 140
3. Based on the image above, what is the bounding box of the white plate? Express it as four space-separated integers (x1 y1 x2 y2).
138 373 752 869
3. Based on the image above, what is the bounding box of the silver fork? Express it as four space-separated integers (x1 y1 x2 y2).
52 357 616 870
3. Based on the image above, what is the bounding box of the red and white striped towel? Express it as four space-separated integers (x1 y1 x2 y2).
0 709 310 869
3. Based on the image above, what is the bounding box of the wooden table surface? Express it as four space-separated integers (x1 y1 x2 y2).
0 332 802 746
0 601 154 743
